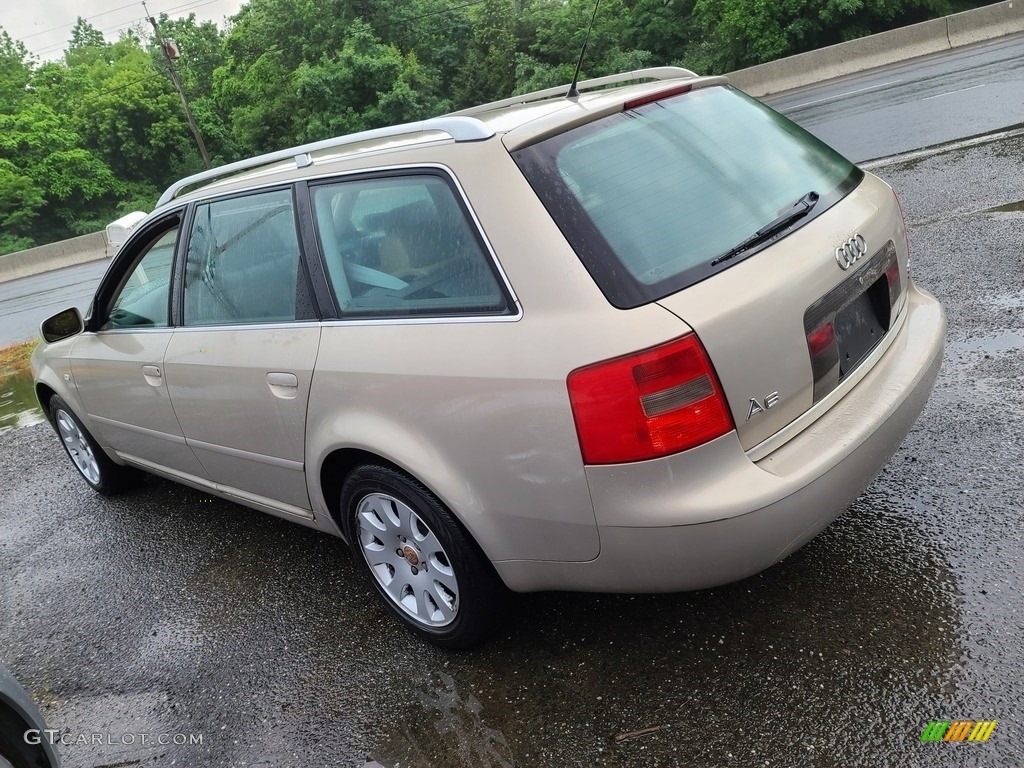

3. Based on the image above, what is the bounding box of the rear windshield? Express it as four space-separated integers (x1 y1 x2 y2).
512 85 863 308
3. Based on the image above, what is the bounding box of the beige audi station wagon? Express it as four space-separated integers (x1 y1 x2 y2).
32 68 945 648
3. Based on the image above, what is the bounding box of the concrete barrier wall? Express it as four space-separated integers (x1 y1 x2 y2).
728 0 1024 96
948 0 1024 46
0 232 111 283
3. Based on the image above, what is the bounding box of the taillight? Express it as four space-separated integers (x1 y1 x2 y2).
885 259 902 308
806 319 840 400
567 334 734 465
807 321 835 358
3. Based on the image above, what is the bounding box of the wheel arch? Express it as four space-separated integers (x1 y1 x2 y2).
315 443 500 567
34 382 57 424
319 447 401 541
305 402 600 566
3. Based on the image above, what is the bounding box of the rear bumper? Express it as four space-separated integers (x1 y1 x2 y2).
493 282 945 593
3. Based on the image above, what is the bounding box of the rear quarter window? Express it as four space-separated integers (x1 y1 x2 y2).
310 173 512 318
513 85 863 308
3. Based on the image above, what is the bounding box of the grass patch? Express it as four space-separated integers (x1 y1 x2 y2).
0 340 37 385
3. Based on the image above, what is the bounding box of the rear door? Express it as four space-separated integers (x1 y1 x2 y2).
654 178 904 452
162 187 321 514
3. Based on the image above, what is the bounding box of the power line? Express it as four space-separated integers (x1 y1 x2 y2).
26 0 228 58
32 73 159 101
26 0 485 60
90 73 159 98
163 0 234 17
19 1 142 41
31 23 144 58
377 0 487 32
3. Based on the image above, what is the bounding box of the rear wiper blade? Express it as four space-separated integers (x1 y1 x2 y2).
711 191 819 266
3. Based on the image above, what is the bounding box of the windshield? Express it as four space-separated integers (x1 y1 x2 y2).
512 85 862 308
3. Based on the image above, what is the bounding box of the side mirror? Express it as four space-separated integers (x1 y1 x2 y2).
40 307 84 344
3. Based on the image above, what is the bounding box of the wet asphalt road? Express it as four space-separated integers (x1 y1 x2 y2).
2 145 1024 768
0 260 108 347
766 33 1024 163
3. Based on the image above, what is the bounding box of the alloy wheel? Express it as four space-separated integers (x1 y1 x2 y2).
55 408 101 485
356 492 460 627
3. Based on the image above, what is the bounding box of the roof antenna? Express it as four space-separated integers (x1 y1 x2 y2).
566 0 601 99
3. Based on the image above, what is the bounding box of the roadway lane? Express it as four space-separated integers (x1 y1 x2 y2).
766 32 1024 162
0 260 108 346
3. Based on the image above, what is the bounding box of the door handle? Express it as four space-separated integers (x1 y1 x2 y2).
267 372 299 399
142 365 162 386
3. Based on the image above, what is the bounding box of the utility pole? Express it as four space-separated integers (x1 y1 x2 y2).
143 1 211 169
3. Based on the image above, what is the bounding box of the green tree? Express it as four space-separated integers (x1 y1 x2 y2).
215 45 299 154
64 17 109 68
453 0 518 107
0 29 33 114
214 0 451 152
71 37 190 190
378 0 473 95
624 0 702 66
294 20 444 141
213 0 317 153
0 158 45 252
0 101 119 245
514 0 653 94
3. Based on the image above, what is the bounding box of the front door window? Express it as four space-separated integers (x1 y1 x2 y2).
103 227 177 330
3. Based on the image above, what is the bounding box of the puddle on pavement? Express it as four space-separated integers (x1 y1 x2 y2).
982 198 1024 214
945 329 1024 356
0 368 44 435
369 671 514 768
983 288 1024 310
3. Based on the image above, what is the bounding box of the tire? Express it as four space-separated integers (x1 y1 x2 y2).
48 395 139 496
0 704 57 768
341 465 507 649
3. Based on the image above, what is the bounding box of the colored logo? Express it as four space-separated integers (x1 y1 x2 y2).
920 720 997 742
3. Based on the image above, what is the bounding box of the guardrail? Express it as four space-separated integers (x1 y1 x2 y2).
728 0 1024 96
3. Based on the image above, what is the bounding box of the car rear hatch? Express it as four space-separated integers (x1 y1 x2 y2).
653 178 906 451
511 82 908 455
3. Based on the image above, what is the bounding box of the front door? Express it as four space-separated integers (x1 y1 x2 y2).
72 216 211 481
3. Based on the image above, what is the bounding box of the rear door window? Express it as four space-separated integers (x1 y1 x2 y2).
513 85 863 308
310 173 511 318
183 189 310 326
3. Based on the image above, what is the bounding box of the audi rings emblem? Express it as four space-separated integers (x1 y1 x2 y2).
835 234 868 270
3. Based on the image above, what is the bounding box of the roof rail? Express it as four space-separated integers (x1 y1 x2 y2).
448 66 699 117
156 116 494 208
